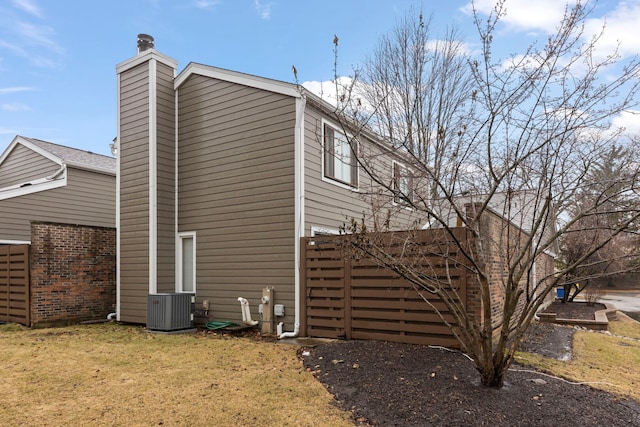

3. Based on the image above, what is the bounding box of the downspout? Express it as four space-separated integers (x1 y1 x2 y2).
532 255 541 321
278 94 306 339
532 245 553 320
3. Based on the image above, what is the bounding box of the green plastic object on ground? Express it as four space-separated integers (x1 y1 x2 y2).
205 321 239 330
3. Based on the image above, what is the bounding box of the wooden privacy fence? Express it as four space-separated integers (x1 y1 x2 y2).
300 228 472 347
0 244 30 325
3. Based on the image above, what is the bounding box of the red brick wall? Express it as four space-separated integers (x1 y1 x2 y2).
465 204 551 334
30 222 116 327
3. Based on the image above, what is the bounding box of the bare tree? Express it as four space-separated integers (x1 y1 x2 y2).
559 143 640 300
329 1 640 387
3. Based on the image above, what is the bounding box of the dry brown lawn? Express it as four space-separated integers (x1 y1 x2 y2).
0 323 353 427
516 314 640 402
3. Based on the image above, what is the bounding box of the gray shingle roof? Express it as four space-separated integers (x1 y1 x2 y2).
24 137 116 174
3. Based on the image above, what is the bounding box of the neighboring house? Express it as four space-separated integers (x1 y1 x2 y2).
0 136 117 326
0 136 116 242
115 36 421 333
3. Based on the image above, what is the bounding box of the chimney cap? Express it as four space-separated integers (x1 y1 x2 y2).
137 34 154 53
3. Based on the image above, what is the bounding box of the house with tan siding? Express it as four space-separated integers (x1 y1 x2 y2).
114 36 421 335
0 136 116 243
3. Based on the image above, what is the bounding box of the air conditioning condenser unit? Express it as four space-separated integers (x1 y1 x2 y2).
147 293 195 331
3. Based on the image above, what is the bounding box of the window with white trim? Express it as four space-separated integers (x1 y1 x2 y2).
324 122 358 188
177 232 196 293
393 161 413 206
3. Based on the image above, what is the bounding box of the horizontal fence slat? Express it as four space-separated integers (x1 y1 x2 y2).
351 299 453 312
307 318 345 328
307 307 344 318
352 309 455 323
305 299 345 309
351 319 452 335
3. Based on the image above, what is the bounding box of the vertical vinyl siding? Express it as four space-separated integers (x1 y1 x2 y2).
177 75 297 325
0 144 60 188
155 62 176 292
119 61 151 324
0 168 115 241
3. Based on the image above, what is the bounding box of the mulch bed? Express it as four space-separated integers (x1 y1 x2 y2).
302 303 640 426
542 301 607 319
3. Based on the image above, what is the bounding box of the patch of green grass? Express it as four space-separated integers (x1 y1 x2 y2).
0 323 354 427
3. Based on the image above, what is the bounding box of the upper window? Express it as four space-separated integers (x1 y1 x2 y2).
324 123 358 188
393 161 413 206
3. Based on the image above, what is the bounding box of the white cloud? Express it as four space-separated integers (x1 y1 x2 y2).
463 0 640 61
425 39 473 56
255 0 272 20
612 110 640 137
584 1 640 60
16 22 63 54
0 86 33 94
302 77 356 107
462 0 578 34
193 0 219 10
11 0 43 18
0 20 63 68
2 103 30 111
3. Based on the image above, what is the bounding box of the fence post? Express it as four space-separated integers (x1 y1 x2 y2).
343 235 352 340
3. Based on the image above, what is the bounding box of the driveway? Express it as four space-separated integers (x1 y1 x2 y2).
599 290 640 314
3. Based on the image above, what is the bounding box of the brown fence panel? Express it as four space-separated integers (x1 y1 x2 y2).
0 245 30 325
302 239 347 339
301 229 469 347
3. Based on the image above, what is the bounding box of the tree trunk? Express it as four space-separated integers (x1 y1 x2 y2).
478 362 508 388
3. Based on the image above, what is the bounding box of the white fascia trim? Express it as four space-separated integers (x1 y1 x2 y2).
310 226 340 236
0 173 67 201
115 73 122 321
175 63 301 98
64 162 116 176
0 136 64 166
116 49 178 74
149 58 158 294
0 239 30 245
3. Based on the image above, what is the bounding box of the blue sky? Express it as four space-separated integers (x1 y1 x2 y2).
1 0 639 156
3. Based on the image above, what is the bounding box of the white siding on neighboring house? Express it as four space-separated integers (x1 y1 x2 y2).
0 167 115 242
0 144 60 188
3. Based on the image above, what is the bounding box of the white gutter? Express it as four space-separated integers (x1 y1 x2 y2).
279 95 306 339
46 164 66 180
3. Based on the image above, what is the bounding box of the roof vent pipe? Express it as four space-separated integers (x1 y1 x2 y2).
137 34 154 53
